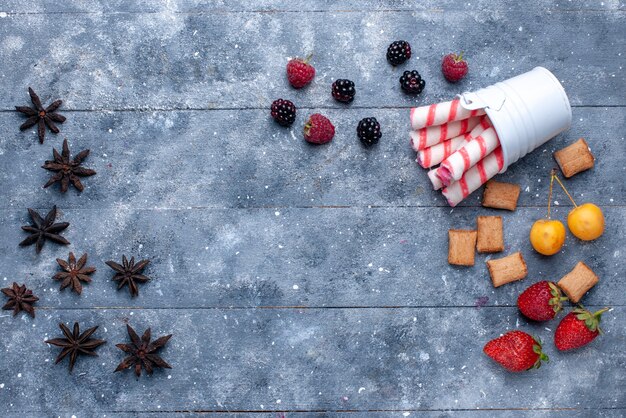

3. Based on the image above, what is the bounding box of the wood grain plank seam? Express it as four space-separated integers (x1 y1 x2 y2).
2 204 625 211
0 105 624 113
0 8 623 16
8 406 625 414
28 305 620 310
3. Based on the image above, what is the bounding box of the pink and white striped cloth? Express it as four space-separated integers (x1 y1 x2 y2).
410 98 486 130
410 116 482 151
442 147 505 207
436 126 500 187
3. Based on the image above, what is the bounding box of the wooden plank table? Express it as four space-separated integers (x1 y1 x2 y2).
0 1 624 416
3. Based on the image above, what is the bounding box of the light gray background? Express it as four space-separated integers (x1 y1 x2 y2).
0 1 624 417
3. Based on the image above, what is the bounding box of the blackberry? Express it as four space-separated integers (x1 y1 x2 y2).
270 99 297 127
386 40 411 66
356 117 382 147
399 70 426 94
331 79 356 103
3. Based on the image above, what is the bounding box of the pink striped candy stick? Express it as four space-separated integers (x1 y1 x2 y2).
410 116 482 151
436 126 500 187
417 133 469 168
416 116 492 168
442 147 505 207
410 98 486 130
427 168 443 190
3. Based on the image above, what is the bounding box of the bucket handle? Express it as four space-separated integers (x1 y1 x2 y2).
458 86 506 112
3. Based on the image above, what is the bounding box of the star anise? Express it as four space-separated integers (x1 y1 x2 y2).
42 139 96 193
115 324 172 377
45 322 106 372
105 255 150 297
53 252 96 294
15 87 66 144
19 206 70 253
1 282 39 317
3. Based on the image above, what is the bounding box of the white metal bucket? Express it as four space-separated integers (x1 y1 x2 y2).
458 67 572 171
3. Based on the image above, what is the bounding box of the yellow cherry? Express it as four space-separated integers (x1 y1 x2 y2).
530 219 566 256
567 203 605 241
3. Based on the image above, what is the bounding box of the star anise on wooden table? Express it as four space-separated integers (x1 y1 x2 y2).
20 206 70 253
15 87 66 144
115 324 172 377
45 322 106 372
53 252 96 295
1 282 39 318
42 139 96 193
106 256 150 297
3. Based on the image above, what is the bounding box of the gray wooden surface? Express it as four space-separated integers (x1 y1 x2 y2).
0 1 624 417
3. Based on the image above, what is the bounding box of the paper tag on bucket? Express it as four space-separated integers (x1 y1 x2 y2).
458 87 506 112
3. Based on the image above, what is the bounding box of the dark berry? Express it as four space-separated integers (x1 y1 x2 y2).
400 70 426 94
357 117 382 147
331 79 356 103
270 99 297 127
386 40 411 66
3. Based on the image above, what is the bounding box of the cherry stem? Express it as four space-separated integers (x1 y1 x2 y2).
547 170 555 219
552 171 578 208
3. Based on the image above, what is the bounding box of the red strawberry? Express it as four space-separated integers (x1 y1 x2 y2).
484 331 548 372
304 114 335 144
517 281 568 321
441 52 468 83
555 306 609 351
286 55 315 89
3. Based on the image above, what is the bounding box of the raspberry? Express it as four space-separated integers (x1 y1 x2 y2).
270 99 297 127
441 52 468 83
386 40 411 66
399 70 425 94
331 79 356 103
356 117 382 147
286 55 315 89
304 114 334 145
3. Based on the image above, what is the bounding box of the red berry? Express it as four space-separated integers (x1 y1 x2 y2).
555 307 609 351
517 281 567 321
484 330 548 372
441 52 468 83
286 56 315 89
304 114 334 145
